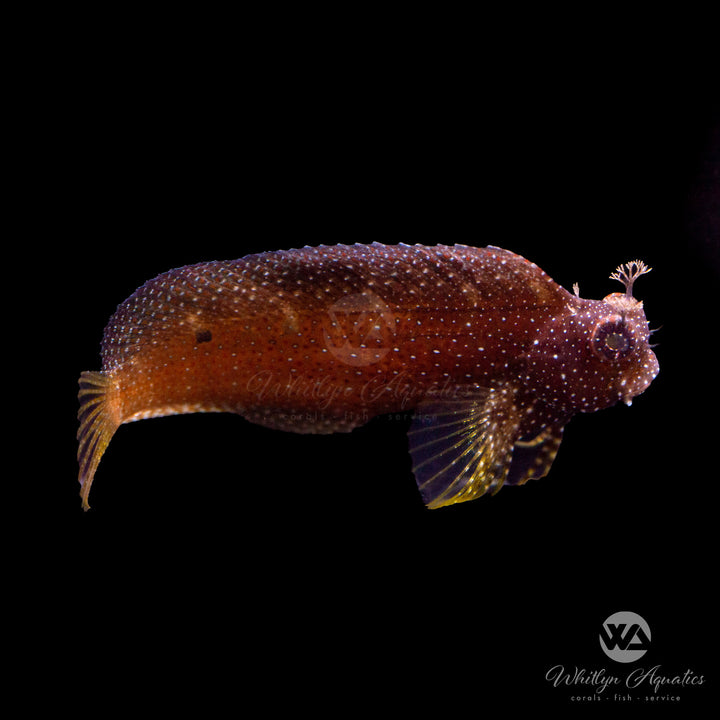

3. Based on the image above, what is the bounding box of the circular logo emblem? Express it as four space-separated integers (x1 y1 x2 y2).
599 611 651 663
322 292 395 366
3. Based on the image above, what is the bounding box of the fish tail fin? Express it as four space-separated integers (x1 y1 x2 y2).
77 371 121 511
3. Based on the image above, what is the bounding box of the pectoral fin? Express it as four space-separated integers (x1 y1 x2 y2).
407 387 521 509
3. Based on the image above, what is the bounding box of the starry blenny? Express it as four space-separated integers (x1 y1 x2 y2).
77 244 659 510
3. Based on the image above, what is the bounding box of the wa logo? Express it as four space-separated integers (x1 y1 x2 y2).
599 611 651 663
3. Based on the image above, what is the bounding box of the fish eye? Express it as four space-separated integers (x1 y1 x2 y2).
591 316 634 361
605 332 629 352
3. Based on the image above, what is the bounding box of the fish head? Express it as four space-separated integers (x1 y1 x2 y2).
574 260 659 409
587 294 659 406
526 260 660 414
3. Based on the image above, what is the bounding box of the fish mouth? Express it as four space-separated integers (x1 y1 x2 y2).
621 349 659 405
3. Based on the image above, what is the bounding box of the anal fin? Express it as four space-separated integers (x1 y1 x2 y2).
408 387 521 509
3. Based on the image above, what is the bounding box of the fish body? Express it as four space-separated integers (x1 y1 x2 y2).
77 243 658 510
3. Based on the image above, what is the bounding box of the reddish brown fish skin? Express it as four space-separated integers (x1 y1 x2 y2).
99 244 563 428
78 243 658 508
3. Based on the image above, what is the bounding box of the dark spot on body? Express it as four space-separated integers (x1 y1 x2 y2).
195 329 212 344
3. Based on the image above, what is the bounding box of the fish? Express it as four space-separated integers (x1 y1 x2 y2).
77 244 659 510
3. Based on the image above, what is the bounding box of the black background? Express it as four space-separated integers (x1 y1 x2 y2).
25 15 718 713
